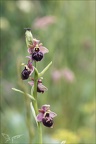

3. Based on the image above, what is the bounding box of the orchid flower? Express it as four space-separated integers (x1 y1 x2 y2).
27 38 49 62
21 60 34 80
28 79 48 93
37 105 57 128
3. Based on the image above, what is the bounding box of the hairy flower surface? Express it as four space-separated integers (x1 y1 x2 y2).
32 47 43 61
37 105 57 128
21 67 31 80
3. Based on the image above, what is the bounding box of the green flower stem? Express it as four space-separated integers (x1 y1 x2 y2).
25 93 34 144
32 61 42 144
32 62 38 115
38 122 42 144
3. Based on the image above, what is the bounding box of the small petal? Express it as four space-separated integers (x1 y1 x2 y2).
37 113 44 122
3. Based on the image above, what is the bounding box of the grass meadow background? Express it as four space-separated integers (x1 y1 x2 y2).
0 0 95 143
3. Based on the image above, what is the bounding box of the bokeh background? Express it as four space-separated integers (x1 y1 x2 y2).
0 0 95 144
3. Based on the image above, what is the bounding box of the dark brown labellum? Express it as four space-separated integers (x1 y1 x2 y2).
32 51 43 61
21 67 31 80
37 86 44 93
42 117 53 127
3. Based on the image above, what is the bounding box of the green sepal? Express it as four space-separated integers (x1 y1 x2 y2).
25 30 33 48
12 88 35 101
38 61 52 77
30 102 38 126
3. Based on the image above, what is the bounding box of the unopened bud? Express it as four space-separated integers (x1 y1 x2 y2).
25 30 33 48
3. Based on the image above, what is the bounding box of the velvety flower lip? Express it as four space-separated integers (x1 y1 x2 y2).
28 79 48 93
21 67 31 80
42 115 53 128
32 47 43 61
37 105 57 128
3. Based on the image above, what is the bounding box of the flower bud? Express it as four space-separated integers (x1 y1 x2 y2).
25 30 33 48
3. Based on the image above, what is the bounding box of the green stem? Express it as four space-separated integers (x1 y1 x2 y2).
33 63 38 115
25 93 34 143
38 122 42 144
32 61 42 144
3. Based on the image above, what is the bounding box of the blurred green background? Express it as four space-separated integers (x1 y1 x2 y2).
0 0 95 144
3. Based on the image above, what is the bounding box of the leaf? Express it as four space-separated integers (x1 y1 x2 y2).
12 88 24 94
38 61 52 77
27 93 35 100
30 102 38 126
12 88 35 101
